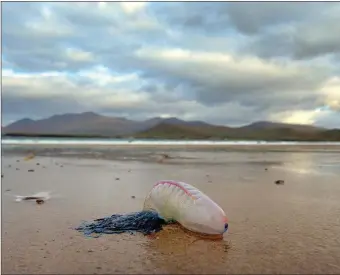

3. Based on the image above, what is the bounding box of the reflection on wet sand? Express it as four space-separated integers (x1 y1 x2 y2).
141 224 231 274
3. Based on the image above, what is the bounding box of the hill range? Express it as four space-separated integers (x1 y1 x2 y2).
2 111 340 141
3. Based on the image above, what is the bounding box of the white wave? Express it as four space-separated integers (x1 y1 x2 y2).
2 138 340 146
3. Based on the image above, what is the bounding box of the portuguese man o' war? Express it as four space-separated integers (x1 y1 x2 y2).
76 180 228 238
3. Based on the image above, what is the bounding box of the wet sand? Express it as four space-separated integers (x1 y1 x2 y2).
2 145 340 274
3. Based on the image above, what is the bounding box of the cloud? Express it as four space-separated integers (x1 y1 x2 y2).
239 3 340 60
134 47 330 111
320 77 340 111
120 2 148 15
2 2 340 128
2 67 264 126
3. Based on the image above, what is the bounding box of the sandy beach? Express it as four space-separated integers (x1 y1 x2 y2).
2 145 340 274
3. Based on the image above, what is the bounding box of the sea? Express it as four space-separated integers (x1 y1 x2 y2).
2 136 340 146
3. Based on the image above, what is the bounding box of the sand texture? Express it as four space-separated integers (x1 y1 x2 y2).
2 145 340 274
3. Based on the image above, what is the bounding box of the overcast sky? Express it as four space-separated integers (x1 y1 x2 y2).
2 2 340 127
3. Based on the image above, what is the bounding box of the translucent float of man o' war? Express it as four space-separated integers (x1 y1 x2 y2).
75 180 229 238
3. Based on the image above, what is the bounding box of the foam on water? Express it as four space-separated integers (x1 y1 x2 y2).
2 137 340 146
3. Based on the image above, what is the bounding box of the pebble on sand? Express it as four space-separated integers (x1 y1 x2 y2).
36 199 44 204
275 180 285 185
116 177 120 180
158 153 171 163
131 196 136 199
28 169 35 172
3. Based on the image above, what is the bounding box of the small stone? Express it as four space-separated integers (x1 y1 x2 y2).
265 168 268 171
36 163 40 165
131 196 135 199
60 165 63 167
96 267 102 270
16 168 20 171
1 174 3 178
5 189 11 192
88 249 93 253
275 180 284 185
116 178 120 180
36 199 44 204
8 165 11 168
224 243 231 252
16 160 20 162
28 169 34 172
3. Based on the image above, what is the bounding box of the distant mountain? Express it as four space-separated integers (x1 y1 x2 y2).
143 117 212 128
133 122 225 139
133 122 340 141
239 121 324 132
3 111 340 141
3 112 145 136
2 112 217 137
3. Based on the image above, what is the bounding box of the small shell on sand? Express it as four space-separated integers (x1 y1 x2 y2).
24 153 35 161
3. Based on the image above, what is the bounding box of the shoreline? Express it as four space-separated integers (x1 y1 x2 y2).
3 143 340 155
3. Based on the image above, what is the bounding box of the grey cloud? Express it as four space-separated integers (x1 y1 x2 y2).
2 94 84 119
51 3 119 27
225 2 322 35
242 4 340 60
150 2 327 35
134 51 329 112
244 25 340 61
151 2 340 59
2 2 164 73
2 2 340 127
149 2 227 33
